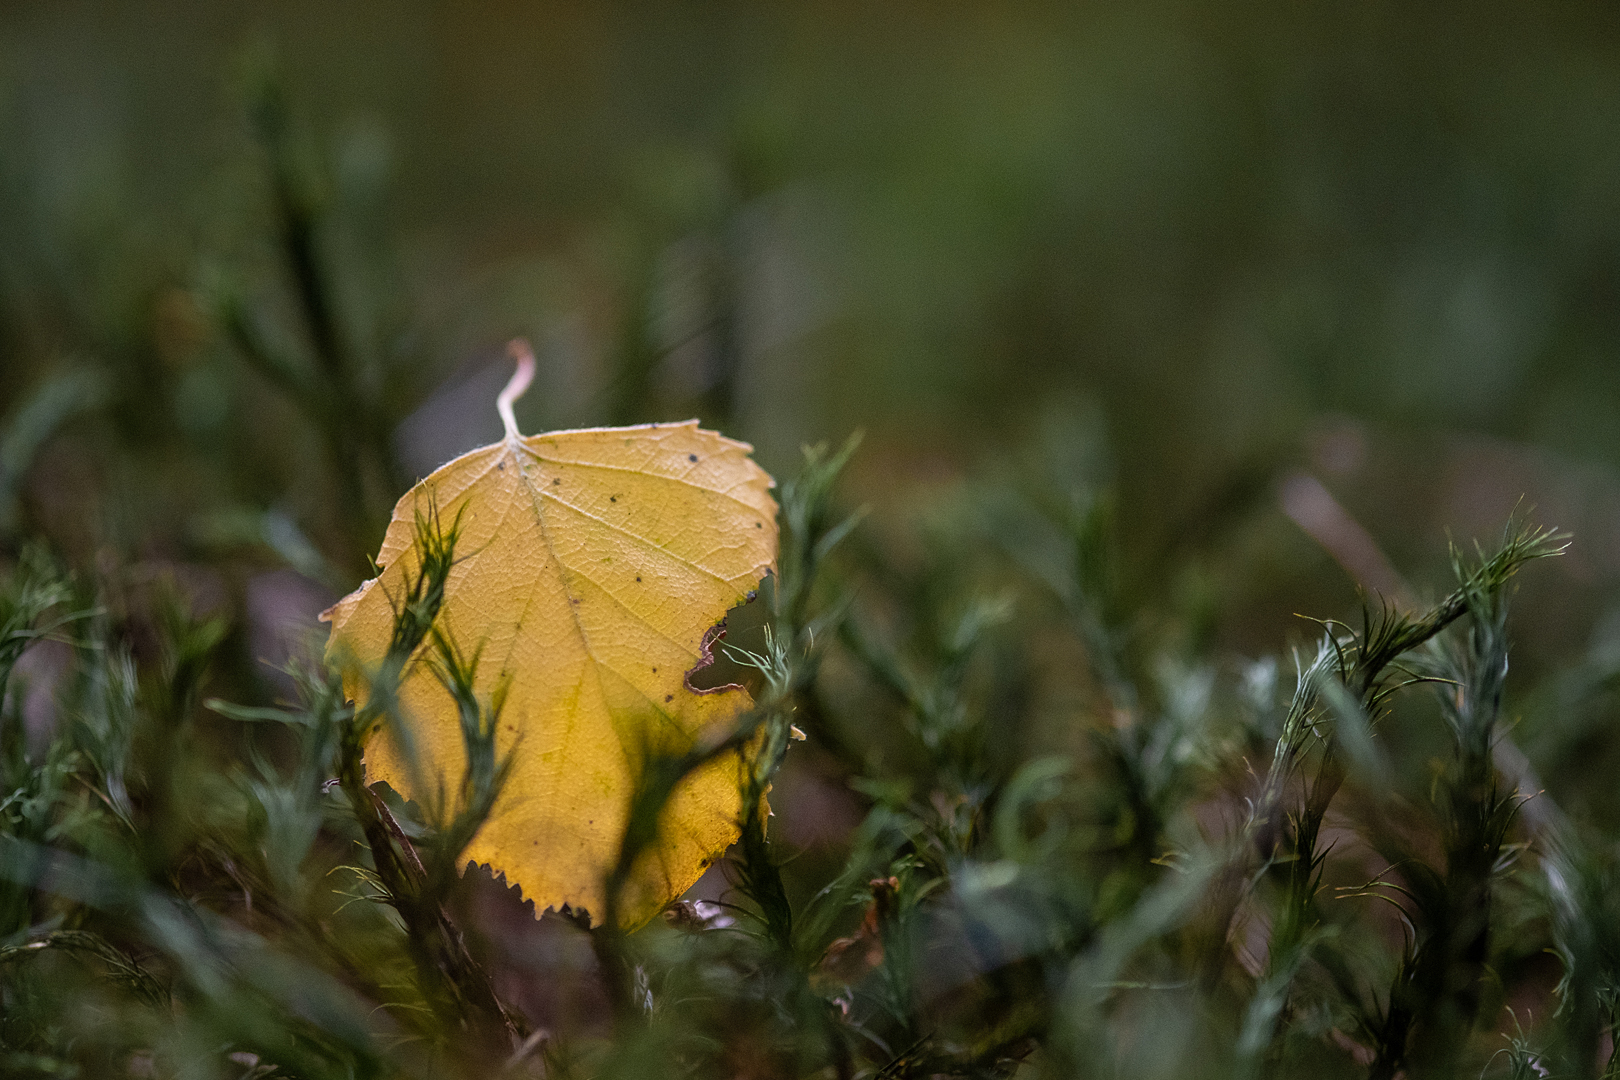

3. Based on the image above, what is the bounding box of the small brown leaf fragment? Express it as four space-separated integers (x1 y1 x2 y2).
813 886 894 989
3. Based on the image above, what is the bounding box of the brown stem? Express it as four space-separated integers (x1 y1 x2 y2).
338 751 522 1055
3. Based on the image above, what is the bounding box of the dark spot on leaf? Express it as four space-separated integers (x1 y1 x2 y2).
688 453 698 462
553 478 561 485
497 462 505 470
756 522 763 528
636 576 641 582
610 495 616 502
652 667 657 672
665 694 673 703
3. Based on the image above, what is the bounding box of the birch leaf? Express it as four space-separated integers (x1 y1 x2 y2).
323 346 778 927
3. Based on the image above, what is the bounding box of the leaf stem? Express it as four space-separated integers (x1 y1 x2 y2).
499 339 536 442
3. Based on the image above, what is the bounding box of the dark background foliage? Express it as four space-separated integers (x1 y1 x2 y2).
3 3 1620 1078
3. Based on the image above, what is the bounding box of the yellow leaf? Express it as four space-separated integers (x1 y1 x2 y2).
323 344 778 928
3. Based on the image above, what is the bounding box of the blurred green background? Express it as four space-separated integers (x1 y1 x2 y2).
3 0 1619 766
8 6 1620 1074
